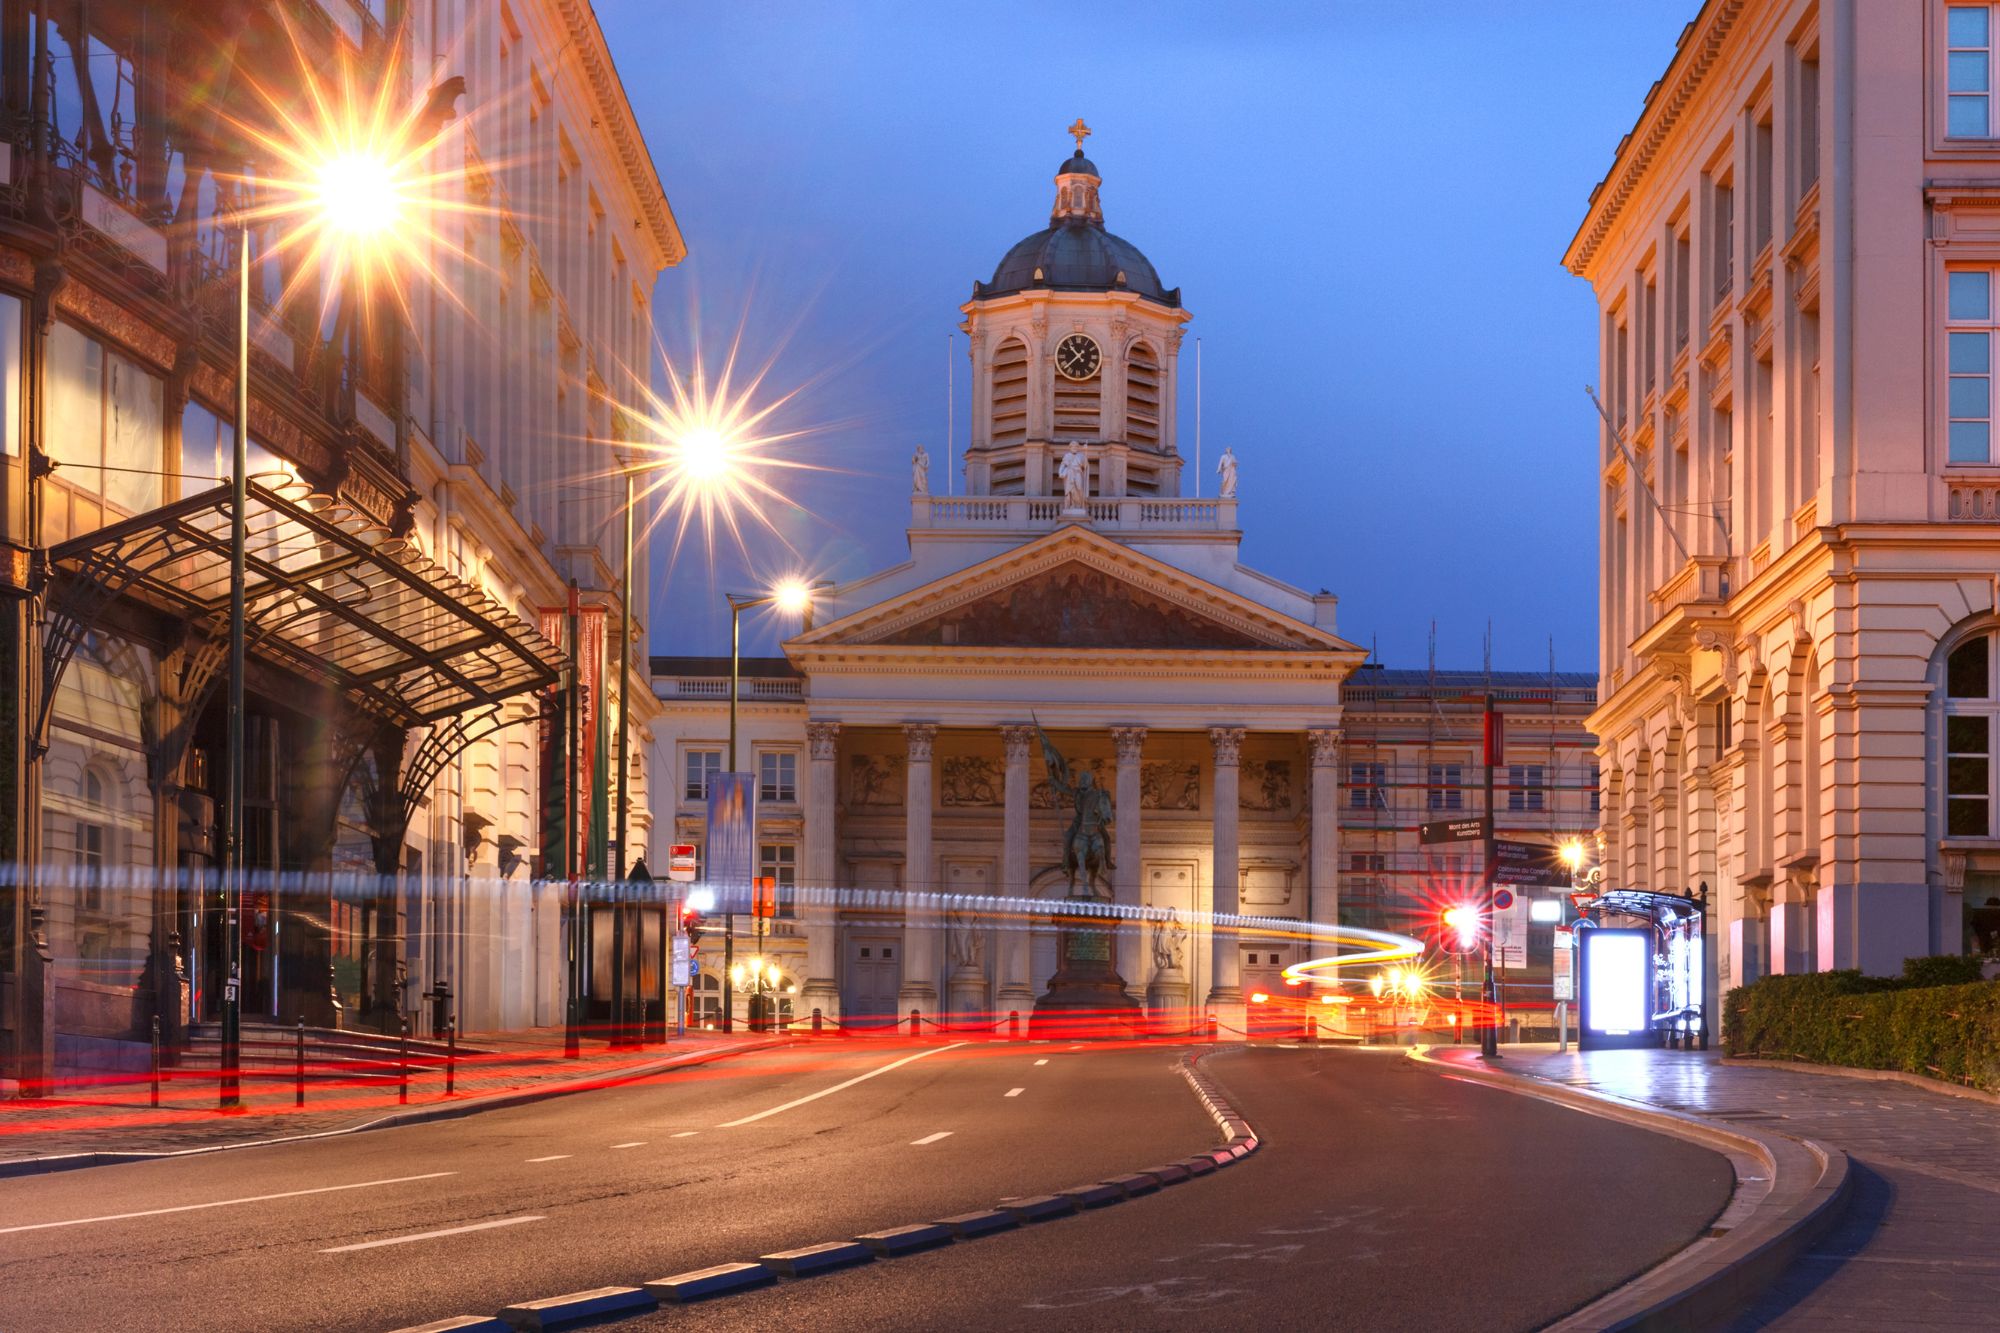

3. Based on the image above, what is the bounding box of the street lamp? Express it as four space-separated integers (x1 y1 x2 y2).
219 146 412 1110
719 579 825 1034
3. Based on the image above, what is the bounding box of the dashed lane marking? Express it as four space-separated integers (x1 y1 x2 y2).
611 1142 645 1150
718 1043 968 1127
671 1131 699 1138
1033 1059 1048 1066
1005 1088 1026 1098
319 1215 544 1253
0 1172 457 1235
911 1131 954 1146
525 1155 571 1163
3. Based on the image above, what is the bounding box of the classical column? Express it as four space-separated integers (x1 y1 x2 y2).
1111 727 1146 996
997 725 1037 1012
801 720 841 1020
898 723 939 1014
1306 728 1340 936
1208 727 1244 1012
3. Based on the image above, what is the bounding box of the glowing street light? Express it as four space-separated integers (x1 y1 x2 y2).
1560 838 1590 874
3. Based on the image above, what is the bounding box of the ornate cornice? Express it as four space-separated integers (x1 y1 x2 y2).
806 719 840 761
551 0 686 268
1566 0 1749 277
1209 726 1245 767
1112 725 1148 764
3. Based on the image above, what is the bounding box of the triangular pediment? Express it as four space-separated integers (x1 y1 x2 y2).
793 527 1356 654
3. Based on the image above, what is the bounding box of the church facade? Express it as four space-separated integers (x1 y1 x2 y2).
650 131 1600 1032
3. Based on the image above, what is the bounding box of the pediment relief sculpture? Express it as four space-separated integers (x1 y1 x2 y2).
941 756 1002 807
872 561 1272 651
1240 759 1293 813
1140 760 1199 810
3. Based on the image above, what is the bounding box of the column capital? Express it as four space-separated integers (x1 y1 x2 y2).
806 719 841 760
1306 727 1340 768
1111 725 1148 764
1208 725 1245 767
999 724 1036 763
903 722 939 762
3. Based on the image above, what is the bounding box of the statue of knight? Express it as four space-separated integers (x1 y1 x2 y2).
1035 719 1114 898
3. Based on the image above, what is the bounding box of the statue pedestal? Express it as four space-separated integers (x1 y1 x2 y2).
1146 971 1190 1034
1059 504 1089 521
1032 895 1142 1038
947 969 987 1030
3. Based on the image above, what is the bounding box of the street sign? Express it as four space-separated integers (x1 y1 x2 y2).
1491 896 1529 969
671 936 691 987
751 876 778 919
1491 887 1517 912
1552 929 1575 1001
1494 838 1571 889
1419 817 1488 845
668 844 697 883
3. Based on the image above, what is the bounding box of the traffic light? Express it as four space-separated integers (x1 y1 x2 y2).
1440 903 1482 954
680 904 705 947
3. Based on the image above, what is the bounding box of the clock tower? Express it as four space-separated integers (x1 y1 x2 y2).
960 124 1191 500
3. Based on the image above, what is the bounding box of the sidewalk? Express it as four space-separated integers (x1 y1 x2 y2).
0 1027 779 1171
1466 1043 2000 1330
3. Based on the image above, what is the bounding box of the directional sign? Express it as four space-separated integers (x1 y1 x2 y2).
1494 838 1571 890
668 844 697 883
1419 817 1489 845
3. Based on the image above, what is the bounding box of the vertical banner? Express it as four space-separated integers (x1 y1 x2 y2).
539 604 608 883
579 605 608 884
704 772 757 912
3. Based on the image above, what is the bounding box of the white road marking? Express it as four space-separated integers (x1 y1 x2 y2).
319 1215 543 1253
1005 1087 1026 1098
611 1142 645 1150
0 1172 456 1235
719 1043 968 1128
1033 1059 1049 1066
671 1131 699 1138
911 1131 954 1146
525 1155 571 1163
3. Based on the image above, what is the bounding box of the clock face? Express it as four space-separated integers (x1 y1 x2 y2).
1055 333 1102 381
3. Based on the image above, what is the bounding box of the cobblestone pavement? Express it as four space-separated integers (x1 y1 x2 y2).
0 1028 774 1166
1494 1044 2000 1330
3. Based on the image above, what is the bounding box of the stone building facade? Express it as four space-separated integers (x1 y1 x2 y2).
0 0 678 1090
1573 0 2000 985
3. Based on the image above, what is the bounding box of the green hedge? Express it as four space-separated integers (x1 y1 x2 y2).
1722 963 2000 1092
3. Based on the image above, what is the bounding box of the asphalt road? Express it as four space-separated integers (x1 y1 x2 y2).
0 1039 1215 1332
627 1045 1737 1333
0 1042 1734 1332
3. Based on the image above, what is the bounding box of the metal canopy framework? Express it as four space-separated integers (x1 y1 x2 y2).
40 478 563 745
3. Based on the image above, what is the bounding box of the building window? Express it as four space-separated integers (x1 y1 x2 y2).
1508 765 1546 813
1427 764 1464 811
758 751 797 803
1348 763 1387 811
684 748 722 801
1588 765 1602 815
1712 179 1735 300
1948 268 1995 463
46 322 164 527
1951 6 1997 138
760 843 796 917
1947 633 1999 836
1347 853 1386 873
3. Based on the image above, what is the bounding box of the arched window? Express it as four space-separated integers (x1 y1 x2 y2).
1946 632 2000 836
990 338 1028 449
1126 342 1161 450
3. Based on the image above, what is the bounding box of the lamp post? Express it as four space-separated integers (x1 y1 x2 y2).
720 581 819 1033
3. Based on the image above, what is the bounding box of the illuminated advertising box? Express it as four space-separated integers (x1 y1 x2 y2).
1579 927 1656 1051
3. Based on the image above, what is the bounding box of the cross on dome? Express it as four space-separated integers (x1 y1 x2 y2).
1068 118 1092 151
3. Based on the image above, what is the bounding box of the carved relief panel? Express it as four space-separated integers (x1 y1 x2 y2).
848 754 904 807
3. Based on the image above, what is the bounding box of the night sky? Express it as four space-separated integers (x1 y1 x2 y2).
595 1 1694 671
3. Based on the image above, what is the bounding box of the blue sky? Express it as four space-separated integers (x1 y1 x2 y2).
595 1 1695 670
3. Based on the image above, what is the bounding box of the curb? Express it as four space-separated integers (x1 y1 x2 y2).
1407 1046 1852 1332
391 1044 1258 1333
0 1039 781 1180
1721 1054 2000 1107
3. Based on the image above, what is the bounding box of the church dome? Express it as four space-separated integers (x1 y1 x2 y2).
984 226 1171 305
974 135 1179 308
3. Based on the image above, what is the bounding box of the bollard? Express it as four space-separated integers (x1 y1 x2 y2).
1206 1014 1219 1043
295 1016 306 1108
445 1016 457 1097
398 1017 410 1105
812 1007 823 1035
909 1007 921 1038
1009 1010 1020 1040
150 1015 161 1110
